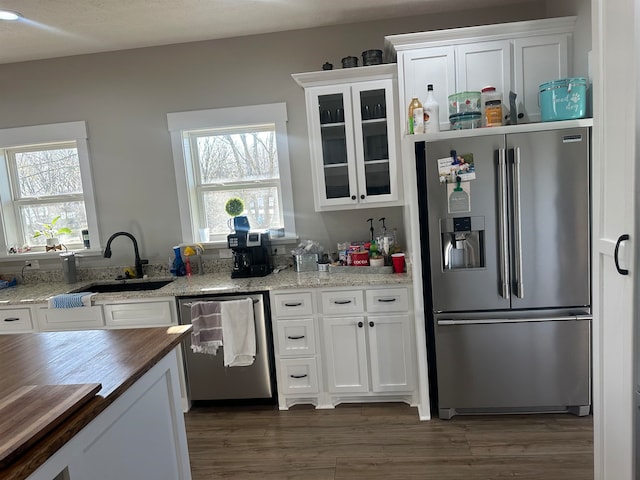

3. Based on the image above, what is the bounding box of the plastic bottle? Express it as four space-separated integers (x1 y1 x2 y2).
481 86 503 127
423 84 440 133
407 97 423 134
172 246 186 276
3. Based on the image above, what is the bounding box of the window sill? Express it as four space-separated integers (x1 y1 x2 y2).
0 248 104 261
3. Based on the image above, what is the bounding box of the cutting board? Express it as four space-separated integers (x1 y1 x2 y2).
0 383 102 467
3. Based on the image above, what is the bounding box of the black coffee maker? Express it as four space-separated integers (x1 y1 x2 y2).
227 230 271 278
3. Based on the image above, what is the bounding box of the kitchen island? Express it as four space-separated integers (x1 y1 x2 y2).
0 326 192 480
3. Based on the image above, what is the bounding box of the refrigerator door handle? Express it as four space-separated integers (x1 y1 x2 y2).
497 148 510 299
437 315 592 326
512 147 524 298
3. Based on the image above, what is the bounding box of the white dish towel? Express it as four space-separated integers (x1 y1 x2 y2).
221 298 256 367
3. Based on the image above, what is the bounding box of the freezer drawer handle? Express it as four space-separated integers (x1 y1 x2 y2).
614 234 630 275
376 298 397 303
3 317 19 322
333 299 352 305
284 302 303 307
287 335 305 340
290 374 308 379
437 315 592 325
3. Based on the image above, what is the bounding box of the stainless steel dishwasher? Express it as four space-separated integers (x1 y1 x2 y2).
177 292 276 403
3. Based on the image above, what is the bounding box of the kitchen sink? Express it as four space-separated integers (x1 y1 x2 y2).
69 279 174 294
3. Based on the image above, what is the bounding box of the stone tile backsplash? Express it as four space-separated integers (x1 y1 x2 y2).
6 254 294 285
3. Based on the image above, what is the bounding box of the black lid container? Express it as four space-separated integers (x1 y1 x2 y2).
362 49 383 66
341 56 358 68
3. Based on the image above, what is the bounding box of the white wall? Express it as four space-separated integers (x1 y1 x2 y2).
0 3 549 269
546 0 592 78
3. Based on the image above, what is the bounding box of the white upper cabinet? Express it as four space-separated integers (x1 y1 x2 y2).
386 17 576 132
401 47 456 131
292 65 402 211
456 40 512 105
513 34 569 123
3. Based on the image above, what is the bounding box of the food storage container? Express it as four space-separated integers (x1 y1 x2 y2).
362 49 383 66
449 112 482 130
351 251 369 266
539 77 588 121
448 91 481 115
293 253 319 272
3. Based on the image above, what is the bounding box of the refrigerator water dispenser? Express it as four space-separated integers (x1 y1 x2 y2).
441 216 485 270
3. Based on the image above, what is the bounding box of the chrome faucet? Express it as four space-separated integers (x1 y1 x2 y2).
104 231 148 279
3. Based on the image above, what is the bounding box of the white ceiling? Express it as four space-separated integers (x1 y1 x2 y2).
0 0 532 65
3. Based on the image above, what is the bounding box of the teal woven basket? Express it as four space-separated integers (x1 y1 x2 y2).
539 77 588 121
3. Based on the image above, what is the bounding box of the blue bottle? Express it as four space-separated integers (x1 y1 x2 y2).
172 246 186 276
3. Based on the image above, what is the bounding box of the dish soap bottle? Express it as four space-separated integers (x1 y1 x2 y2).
171 246 186 277
423 84 440 133
407 97 423 134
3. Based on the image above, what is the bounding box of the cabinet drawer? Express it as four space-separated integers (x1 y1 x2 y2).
103 300 174 328
0 308 34 333
321 290 364 315
272 292 314 317
276 318 316 356
38 306 104 331
366 288 410 313
278 358 319 395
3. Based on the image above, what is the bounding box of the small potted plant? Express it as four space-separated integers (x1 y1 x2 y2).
225 197 249 232
33 215 72 250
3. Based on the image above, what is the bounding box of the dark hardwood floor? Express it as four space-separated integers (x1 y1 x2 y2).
185 403 593 479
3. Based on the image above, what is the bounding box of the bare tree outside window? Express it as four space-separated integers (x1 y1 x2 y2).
191 126 284 238
8 142 87 247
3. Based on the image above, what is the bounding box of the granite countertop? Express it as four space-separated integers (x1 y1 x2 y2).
0 268 411 306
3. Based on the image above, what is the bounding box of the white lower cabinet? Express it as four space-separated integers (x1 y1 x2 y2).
35 296 177 332
102 297 176 328
271 285 416 410
0 306 35 333
271 289 322 410
37 305 105 331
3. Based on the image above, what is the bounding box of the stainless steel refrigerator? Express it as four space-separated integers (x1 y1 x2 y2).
422 127 591 419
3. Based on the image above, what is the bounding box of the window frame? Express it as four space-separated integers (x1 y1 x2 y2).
0 121 101 258
168 103 297 245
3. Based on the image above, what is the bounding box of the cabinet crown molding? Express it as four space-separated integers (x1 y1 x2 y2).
292 63 396 88
384 16 577 54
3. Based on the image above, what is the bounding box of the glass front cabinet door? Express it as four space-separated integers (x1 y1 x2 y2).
294 69 401 211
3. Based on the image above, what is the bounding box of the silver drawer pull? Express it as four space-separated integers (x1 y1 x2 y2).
287 335 305 340
290 374 308 379
284 302 302 307
3 317 20 322
377 298 397 303
333 299 352 305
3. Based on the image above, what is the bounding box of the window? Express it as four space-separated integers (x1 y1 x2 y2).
0 121 100 255
168 103 296 244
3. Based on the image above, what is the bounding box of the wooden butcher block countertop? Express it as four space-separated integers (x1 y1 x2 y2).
0 326 191 480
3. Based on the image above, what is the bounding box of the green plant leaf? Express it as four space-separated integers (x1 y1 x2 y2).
225 197 245 217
